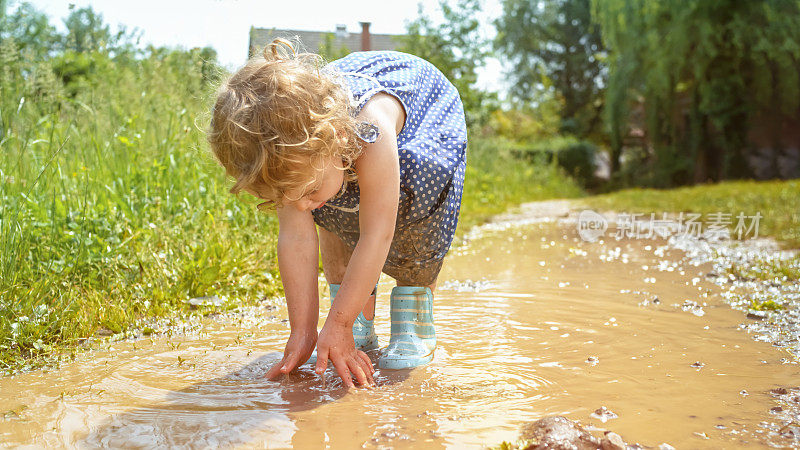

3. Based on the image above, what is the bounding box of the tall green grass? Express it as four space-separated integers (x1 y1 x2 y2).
0 44 281 374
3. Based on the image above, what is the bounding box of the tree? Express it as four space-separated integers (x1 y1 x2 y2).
52 5 143 95
62 5 112 53
495 0 605 138
0 0 60 59
593 0 800 185
397 0 498 127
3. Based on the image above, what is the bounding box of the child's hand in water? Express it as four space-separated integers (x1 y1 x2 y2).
264 330 317 380
316 321 375 388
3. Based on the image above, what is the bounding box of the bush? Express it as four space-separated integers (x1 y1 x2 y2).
458 133 585 230
510 136 598 187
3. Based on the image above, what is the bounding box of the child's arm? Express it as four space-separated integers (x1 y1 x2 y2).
264 205 320 379
264 201 376 386
314 93 402 384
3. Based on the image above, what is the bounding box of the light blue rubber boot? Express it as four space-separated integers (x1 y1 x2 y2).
330 283 380 352
306 284 379 365
378 286 436 369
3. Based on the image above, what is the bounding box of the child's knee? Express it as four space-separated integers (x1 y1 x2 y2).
392 259 442 290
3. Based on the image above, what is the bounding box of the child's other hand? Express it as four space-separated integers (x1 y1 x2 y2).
315 322 375 388
264 330 317 380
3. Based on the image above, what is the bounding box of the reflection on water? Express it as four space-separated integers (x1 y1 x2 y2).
1 221 798 448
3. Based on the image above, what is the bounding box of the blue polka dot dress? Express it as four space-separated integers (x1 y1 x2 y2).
312 51 467 285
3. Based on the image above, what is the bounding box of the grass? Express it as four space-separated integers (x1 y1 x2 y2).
458 134 585 232
749 298 785 311
576 179 800 287
0 44 583 374
578 179 800 249
724 254 800 282
1 47 282 374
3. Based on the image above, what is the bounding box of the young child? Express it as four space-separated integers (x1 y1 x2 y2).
206 38 467 388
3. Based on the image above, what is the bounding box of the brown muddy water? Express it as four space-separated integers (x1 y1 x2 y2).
1 218 799 449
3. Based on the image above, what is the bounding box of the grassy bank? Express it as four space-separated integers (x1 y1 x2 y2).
578 179 800 248
577 179 800 283
0 46 582 374
458 135 585 231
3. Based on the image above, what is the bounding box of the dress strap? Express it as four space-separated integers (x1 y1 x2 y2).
338 71 380 83
337 71 385 111
331 71 382 143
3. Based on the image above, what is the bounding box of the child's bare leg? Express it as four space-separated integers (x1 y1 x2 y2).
396 259 440 292
318 227 376 320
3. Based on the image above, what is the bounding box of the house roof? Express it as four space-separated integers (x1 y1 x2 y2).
248 25 403 58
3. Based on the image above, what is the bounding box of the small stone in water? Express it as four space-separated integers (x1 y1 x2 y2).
779 423 800 438
601 431 625 450
591 406 618 423
739 389 749 396
690 361 705 369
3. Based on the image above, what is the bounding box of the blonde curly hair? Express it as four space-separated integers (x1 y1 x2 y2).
207 38 361 208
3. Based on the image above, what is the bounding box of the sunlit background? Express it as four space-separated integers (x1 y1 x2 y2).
27 0 507 93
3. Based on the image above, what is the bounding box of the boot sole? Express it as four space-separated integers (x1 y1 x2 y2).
378 352 433 369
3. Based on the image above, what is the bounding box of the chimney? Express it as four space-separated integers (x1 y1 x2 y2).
335 24 348 39
360 22 371 51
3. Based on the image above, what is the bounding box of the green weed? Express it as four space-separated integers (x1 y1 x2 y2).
458 134 585 232
749 299 784 311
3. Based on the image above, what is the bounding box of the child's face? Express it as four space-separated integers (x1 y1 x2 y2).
282 156 344 212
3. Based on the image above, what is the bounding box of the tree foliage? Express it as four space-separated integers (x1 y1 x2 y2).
61 4 141 56
397 0 498 127
62 5 113 53
593 0 800 185
495 0 605 138
0 0 60 59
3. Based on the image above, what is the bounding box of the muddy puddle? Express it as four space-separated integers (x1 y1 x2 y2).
1 219 799 448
